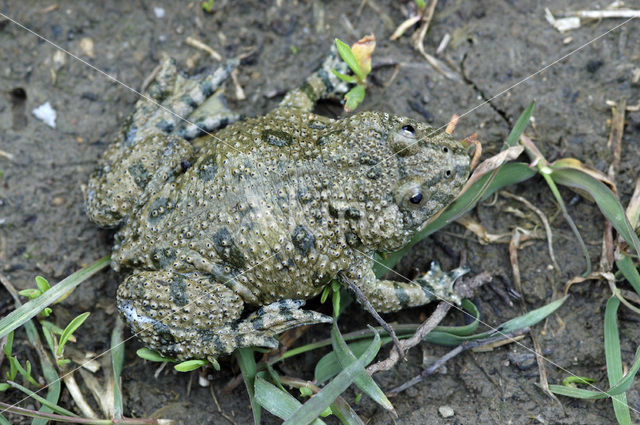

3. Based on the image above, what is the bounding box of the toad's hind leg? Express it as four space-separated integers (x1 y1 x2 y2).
117 271 331 360
278 48 351 112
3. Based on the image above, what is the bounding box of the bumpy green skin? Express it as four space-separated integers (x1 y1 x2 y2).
85 52 470 361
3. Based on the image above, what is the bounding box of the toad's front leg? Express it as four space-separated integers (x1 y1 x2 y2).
342 255 469 313
117 270 331 360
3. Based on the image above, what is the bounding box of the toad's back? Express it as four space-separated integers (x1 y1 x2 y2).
112 109 406 305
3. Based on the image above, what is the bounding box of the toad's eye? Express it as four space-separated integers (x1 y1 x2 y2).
409 192 423 204
400 124 415 137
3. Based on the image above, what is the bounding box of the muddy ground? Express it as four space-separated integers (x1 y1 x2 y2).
1 1 639 424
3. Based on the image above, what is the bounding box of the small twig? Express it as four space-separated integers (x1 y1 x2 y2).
340 273 404 360
570 10 640 19
367 302 450 375
388 327 530 396
185 36 222 61
230 69 245 101
209 385 238 425
502 191 560 272
509 228 523 295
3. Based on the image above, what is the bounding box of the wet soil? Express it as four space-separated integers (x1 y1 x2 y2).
1 1 639 424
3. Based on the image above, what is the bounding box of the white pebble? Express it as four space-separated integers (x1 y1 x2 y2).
438 405 454 418
32 102 57 128
153 7 165 18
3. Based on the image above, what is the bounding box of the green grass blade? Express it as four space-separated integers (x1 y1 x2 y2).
254 373 326 425
0 256 110 339
330 323 393 411
23 319 60 425
550 167 640 259
616 255 640 296
0 414 9 425
548 385 604 399
111 316 125 419
505 101 535 147
284 330 381 425
236 348 261 425
604 297 632 425
493 295 568 335
7 381 76 417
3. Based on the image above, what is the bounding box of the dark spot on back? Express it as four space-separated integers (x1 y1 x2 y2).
148 197 174 223
151 248 176 269
197 154 218 181
261 129 293 147
366 167 382 180
345 208 361 220
308 120 327 130
128 161 150 189
358 153 378 166
212 228 246 269
292 225 315 256
169 275 188 307
156 119 174 133
300 82 317 103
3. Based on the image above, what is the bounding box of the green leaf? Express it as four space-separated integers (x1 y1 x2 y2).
331 323 393 411
2 331 13 357
0 383 9 391
57 312 90 356
236 348 261 425
254 373 326 425
35 276 50 293
175 359 208 372
136 348 174 362
344 85 366 112
18 289 42 300
415 0 426 10
0 256 110 339
505 101 535 148
5 381 76 417
330 69 357 83
284 329 381 425
334 38 364 81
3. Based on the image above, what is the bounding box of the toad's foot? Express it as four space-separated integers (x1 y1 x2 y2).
343 255 469 313
117 270 330 360
415 261 469 306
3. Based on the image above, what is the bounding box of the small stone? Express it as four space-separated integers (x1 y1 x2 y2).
51 197 65 206
79 37 94 58
153 6 165 18
438 405 454 418
32 102 57 128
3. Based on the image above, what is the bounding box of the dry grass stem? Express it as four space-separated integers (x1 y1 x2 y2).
209 385 238 425
502 191 560 272
571 9 640 19
63 372 98 418
367 302 451 375
185 36 222 61
445 113 459 135
230 69 245 100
